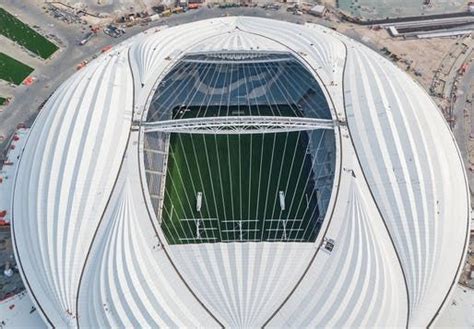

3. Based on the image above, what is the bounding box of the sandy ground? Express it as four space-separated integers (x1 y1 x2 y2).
37 0 166 14
335 23 458 89
338 0 468 20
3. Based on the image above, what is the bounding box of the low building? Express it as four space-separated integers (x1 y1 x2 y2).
309 4 326 16
468 2 474 14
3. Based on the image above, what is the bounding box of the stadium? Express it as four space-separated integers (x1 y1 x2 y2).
10 17 470 327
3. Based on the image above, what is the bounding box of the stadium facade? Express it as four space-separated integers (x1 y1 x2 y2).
11 17 470 327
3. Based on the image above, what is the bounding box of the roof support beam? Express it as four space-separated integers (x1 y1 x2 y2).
142 116 335 134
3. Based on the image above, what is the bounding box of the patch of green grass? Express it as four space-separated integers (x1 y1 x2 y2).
161 131 321 244
0 7 58 59
0 97 6 105
0 52 34 85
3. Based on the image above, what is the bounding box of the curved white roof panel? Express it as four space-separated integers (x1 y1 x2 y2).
11 17 470 328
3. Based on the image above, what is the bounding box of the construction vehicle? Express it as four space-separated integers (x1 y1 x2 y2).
161 9 172 17
79 31 95 45
459 63 469 75
76 60 88 70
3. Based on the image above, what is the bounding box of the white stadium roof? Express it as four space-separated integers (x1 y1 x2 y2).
11 17 470 328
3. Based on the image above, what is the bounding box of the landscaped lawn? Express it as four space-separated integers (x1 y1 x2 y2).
0 7 58 59
0 52 34 85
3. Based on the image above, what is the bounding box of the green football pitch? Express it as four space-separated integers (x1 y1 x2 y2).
161 131 321 244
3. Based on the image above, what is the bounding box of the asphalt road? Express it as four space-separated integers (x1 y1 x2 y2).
0 1 134 153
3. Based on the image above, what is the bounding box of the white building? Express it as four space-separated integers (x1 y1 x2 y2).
10 17 470 328
309 4 327 17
